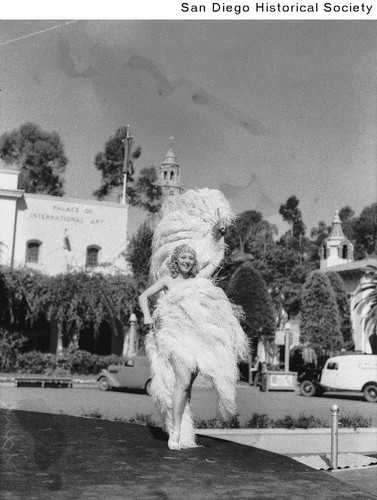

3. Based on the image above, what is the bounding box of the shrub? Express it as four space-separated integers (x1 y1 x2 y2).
339 412 371 429
95 354 124 372
201 412 371 429
124 414 159 427
195 415 240 429
274 413 326 429
0 328 27 372
68 350 99 375
5 348 124 375
18 351 56 374
245 413 274 428
82 410 103 419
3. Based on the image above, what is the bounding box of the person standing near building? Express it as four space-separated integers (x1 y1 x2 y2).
139 188 250 450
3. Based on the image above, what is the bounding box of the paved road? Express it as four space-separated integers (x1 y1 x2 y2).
1 383 376 427
2 408 376 500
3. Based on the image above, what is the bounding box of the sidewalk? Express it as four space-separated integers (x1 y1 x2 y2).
1 408 376 500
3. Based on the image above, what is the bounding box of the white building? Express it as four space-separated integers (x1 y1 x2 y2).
321 211 377 354
0 165 129 275
0 143 183 355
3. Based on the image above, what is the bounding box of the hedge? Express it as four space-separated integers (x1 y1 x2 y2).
1 349 124 375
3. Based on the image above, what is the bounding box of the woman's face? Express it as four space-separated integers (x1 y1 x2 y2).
177 251 195 275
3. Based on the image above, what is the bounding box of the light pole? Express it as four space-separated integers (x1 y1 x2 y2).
284 321 291 372
121 125 133 205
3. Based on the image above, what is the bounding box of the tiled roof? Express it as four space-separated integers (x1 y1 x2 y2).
324 258 377 273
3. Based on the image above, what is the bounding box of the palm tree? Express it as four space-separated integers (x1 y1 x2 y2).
355 265 377 353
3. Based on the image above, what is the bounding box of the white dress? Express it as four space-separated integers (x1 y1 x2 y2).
145 188 250 448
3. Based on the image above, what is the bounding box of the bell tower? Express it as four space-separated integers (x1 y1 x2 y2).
158 138 182 198
320 210 354 270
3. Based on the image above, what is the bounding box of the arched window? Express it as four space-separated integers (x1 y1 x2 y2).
342 244 348 259
170 171 174 180
321 244 327 259
26 240 41 263
164 171 168 180
86 246 100 267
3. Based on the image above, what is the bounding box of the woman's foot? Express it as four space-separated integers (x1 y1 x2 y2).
168 430 180 451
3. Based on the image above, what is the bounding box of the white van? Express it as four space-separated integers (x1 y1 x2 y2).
300 354 377 402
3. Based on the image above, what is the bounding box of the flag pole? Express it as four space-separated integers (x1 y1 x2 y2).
122 125 133 205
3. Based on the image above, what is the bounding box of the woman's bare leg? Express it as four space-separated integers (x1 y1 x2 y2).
169 355 197 449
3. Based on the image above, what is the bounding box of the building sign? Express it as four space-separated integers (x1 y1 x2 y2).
275 330 285 346
266 372 297 392
28 203 104 225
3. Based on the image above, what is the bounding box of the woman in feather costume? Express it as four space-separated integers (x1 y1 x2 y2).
139 188 250 450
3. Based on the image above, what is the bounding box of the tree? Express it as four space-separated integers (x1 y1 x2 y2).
300 270 343 356
126 222 154 290
93 126 140 200
227 262 276 342
0 267 139 355
327 271 353 350
253 247 317 321
93 127 162 213
306 220 332 262
225 210 277 256
352 203 377 258
226 210 263 254
131 166 163 213
45 272 138 350
279 195 306 251
93 127 163 212
0 122 67 196
355 265 377 354
219 210 278 291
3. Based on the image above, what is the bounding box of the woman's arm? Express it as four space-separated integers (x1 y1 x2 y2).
139 278 168 324
198 256 223 278
198 216 226 278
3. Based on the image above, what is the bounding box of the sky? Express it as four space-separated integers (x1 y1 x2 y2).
1 19 377 238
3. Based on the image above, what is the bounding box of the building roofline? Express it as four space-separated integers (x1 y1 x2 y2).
0 188 24 199
23 193 129 209
323 258 377 273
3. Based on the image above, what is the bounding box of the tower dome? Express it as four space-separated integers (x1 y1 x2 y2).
158 137 182 197
320 210 354 270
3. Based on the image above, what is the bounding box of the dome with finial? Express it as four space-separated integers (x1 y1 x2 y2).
320 210 354 270
327 210 345 240
161 137 178 168
158 137 182 197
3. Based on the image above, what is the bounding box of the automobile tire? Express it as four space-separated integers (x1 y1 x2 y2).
145 379 152 396
363 383 377 403
98 376 110 391
300 380 316 397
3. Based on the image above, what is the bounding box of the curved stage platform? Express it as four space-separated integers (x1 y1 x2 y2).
0 409 375 499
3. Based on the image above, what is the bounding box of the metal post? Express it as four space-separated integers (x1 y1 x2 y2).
284 323 291 372
128 313 137 358
330 404 339 469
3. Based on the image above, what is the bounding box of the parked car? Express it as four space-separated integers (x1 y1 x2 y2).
97 356 152 394
299 354 377 402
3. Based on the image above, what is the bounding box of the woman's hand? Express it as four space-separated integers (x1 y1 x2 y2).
143 315 153 326
213 219 226 240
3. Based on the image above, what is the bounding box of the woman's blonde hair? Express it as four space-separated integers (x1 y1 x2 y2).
168 244 199 278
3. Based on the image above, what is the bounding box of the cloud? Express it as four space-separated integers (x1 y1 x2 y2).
219 174 257 199
123 52 268 135
58 35 98 79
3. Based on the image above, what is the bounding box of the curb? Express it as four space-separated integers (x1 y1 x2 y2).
0 375 98 385
195 427 377 455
